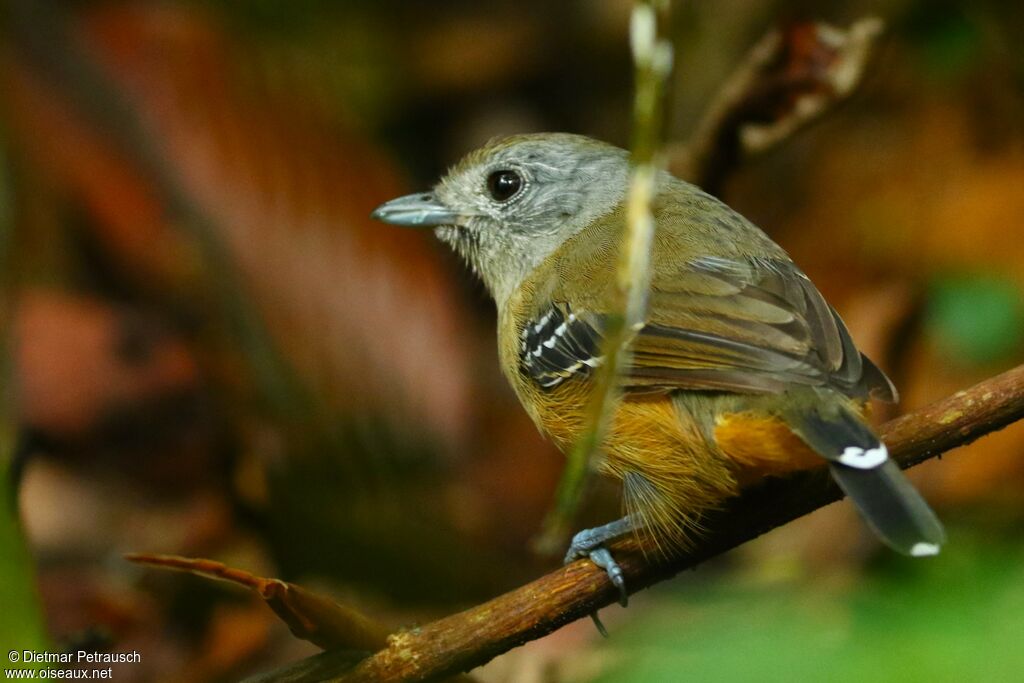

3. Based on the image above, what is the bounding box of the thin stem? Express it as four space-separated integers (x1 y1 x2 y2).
538 0 675 553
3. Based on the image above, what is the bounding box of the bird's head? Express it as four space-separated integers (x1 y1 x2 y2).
372 133 630 307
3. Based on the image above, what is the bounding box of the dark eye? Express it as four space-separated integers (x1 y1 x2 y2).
486 169 523 202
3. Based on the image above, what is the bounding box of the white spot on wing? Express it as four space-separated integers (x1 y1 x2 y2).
838 444 888 469
910 542 941 557
533 310 553 334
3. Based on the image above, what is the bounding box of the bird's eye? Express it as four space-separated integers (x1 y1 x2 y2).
486 169 523 202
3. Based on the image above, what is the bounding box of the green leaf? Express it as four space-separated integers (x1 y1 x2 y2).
0 432 49 659
926 274 1024 366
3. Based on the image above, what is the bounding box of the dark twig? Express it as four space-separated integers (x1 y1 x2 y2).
671 17 884 193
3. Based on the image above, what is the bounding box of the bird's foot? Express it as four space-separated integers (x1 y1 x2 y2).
563 516 636 609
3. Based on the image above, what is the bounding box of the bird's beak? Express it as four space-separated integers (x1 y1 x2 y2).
370 192 459 228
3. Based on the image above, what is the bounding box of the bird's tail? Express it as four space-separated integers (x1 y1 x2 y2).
789 405 946 557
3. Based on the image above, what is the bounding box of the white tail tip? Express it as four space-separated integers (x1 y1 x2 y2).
838 444 888 469
910 542 941 557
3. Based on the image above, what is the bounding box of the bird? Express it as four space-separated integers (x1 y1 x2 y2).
371 132 945 600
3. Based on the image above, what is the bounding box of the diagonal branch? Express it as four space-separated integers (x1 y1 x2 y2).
320 363 1024 682
671 17 884 193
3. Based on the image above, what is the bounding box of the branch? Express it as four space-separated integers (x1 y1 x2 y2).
317 363 1024 682
670 17 884 192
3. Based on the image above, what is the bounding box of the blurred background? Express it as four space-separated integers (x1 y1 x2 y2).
1 0 1023 681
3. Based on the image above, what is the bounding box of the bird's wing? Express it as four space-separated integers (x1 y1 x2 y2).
518 255 895 400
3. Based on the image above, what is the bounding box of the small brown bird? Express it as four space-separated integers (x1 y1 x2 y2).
373 133 944 596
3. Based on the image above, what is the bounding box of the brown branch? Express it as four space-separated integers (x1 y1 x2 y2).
670 17 884 193
303 363 1024 682
124 554 392 653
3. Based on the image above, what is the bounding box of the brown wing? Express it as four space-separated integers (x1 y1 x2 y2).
518 255 895 401
632 255 896 398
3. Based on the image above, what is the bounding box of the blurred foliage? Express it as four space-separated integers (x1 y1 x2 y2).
0 429 48 661
596 526 1024 683
902 2 982 82
0 132 48 662
927 274 1024 367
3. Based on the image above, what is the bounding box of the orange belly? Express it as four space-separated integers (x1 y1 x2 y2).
524 382 832 544
714 411 824 486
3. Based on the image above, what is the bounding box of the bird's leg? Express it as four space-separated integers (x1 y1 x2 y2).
564 515 637 608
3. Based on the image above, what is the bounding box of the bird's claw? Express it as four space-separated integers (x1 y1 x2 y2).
563 526 599 565
564 527 629 608
588 547 628 607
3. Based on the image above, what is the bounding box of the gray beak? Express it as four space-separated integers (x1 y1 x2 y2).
370 192 459 228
